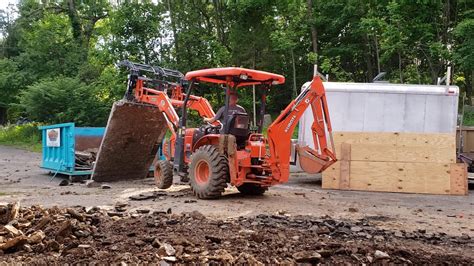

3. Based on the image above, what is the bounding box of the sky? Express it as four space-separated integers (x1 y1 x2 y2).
0 0 17 11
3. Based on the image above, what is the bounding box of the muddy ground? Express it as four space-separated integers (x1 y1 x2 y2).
1 145 473 263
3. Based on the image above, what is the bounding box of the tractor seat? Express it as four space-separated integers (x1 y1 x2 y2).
225 112 250 148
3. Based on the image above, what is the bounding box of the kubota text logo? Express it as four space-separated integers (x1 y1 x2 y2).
285 115 297 133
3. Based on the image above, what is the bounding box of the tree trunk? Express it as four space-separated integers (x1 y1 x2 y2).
398 52 403 83
167 0 178 63
65 0 106 60
143 41 149 64
468 70 474 106
213 0 227 49
374 35 381 74
66 0 82 43
291 49 297 98
420 48 438 84
365 34 373 82
0 107 6 125
306 0 318 64
415 60 421 84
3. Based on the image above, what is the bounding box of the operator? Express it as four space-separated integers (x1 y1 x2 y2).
204 93 246 124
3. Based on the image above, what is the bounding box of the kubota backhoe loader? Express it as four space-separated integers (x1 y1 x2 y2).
93 65 337 199
170 68 337 198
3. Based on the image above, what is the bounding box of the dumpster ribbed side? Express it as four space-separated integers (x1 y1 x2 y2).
38 123 75 173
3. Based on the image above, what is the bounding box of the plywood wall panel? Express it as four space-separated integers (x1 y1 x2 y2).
321 132 467 195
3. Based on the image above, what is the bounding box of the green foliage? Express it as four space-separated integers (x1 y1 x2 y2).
454 18 474 71
17 13 84 79
0 123 42 152
17 77 110 126
0 59 28 108
0 0 472 128
463 110 474 126
107 1 165 63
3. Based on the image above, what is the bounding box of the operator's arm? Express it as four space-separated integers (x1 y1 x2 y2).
204 106 224 123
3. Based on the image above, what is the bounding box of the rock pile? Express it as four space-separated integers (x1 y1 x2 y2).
1 202 472 264
0 202 104 256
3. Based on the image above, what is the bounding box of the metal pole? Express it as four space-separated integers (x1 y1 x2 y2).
458 92 466 155
253 84 257 127
447 66 451 86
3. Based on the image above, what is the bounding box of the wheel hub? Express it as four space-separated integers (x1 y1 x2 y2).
195 159 210 185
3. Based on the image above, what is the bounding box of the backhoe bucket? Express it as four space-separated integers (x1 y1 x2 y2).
92 100 168 182
297 145 334 174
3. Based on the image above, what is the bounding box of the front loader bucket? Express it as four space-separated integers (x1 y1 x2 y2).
297 145 335 174
92 100 168 182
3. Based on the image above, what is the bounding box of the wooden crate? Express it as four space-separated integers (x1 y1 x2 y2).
322 132 468 195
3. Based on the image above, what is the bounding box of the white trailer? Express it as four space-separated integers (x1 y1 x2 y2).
295 82 459 171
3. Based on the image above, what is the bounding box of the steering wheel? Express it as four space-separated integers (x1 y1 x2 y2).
201 120 222 134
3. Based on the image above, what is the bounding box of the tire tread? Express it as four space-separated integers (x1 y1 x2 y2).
154 160 173 189
189 145 229 199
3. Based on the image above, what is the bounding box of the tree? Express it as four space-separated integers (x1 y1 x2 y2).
16 13 83 79
453 9 474 103
271 2 308 97
107 2 164 64
0 59 29 123
17 77 111 126
0 0 473 126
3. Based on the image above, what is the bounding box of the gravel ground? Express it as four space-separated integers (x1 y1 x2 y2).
0 145 473 263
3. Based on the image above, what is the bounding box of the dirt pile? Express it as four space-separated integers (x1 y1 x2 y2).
1 203 472 264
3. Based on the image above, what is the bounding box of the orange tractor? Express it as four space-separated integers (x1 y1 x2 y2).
119 62 337 198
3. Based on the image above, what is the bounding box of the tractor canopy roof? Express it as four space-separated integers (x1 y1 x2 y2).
184 67 285 88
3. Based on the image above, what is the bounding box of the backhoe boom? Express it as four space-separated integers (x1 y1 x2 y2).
266 75 336 183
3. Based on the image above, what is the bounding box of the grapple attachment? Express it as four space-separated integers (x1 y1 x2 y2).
92 100 168 182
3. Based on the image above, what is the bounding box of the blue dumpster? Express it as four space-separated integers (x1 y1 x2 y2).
38 122 165 179
38 123 105 177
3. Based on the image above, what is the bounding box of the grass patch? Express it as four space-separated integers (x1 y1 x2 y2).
0 192 8 196
463 110 474 126
0 123 42 152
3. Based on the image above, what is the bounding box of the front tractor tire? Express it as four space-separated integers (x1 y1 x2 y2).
237 183 267 196
189 145 228 199
154 160 173 189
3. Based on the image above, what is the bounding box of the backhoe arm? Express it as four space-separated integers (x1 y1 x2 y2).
266 76 336 183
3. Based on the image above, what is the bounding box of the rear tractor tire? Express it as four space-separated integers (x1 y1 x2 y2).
189 145 228 199
237 183 267 196
154 160 173 189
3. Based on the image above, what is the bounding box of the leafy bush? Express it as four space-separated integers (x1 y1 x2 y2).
17 77 113 126
463 110 474 126
0 123 42 152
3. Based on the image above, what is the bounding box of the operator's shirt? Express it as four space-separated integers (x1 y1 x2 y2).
215 104 246 122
